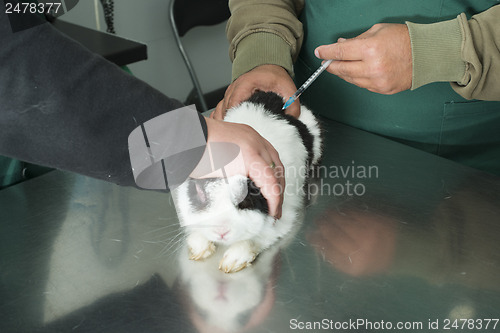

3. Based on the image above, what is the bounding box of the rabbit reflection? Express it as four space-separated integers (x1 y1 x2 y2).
174 219 301 333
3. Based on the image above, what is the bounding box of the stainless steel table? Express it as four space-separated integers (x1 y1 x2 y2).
1 119 500 333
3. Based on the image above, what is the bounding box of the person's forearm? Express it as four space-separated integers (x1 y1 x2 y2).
407 4 500 101
0 9 205 189
227 0 304 80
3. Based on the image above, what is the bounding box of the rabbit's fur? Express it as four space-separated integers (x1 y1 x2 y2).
173 92 322 273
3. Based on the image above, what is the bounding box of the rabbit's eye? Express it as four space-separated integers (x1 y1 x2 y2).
237 179 268 214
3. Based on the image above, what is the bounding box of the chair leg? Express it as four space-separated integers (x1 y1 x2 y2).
169 0 209 113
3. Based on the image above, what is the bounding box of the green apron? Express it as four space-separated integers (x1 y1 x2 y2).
296 0 500 176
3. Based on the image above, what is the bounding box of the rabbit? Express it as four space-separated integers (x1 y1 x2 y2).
172 91 322 273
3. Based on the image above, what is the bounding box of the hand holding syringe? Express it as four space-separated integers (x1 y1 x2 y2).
282 59 333 110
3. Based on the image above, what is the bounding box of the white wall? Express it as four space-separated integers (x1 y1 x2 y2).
61 0 232 105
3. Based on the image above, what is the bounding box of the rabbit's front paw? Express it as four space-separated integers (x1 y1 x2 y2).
187 233 216 260
219 241 257 273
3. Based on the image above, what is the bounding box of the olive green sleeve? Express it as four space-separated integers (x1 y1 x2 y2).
406 5 500 101
227 0 305 81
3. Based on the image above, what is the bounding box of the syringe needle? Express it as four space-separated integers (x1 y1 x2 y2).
282 59 333 110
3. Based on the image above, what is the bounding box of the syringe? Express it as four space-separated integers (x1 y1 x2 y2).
282 59 333 110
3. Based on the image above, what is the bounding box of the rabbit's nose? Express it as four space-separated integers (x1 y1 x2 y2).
215 226 230 240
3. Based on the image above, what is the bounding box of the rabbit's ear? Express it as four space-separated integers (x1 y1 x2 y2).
246 91 285 113
187 178 215 211
194 180 207 202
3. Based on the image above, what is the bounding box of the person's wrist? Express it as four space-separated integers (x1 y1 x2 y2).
406 17 465 90
232 32 295 81
204 117 231 144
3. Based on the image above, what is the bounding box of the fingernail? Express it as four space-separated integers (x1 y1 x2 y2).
337 37 346 42
314 48 320 58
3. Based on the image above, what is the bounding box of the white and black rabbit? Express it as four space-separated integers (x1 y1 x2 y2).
173 91 322 273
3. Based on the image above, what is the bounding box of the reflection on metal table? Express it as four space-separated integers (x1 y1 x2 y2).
1 119 500 332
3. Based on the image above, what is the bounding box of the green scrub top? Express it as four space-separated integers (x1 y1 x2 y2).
296 0 500 176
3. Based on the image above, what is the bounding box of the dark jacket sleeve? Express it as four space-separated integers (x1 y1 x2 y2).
0 8 206 190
